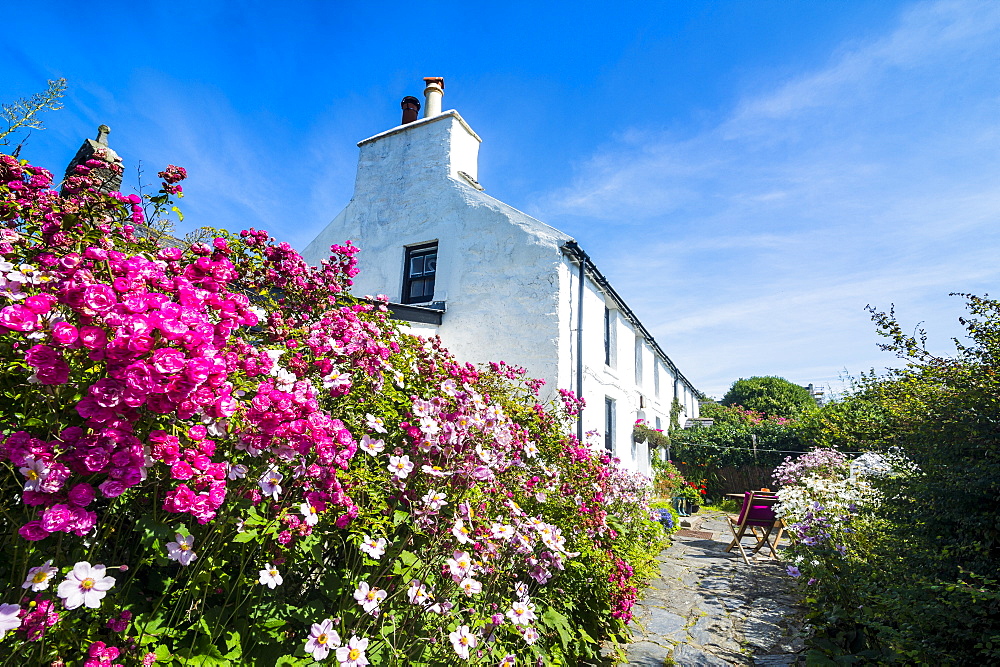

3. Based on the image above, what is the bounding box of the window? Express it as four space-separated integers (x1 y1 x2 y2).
604 307 612 366
655 416 662 431
654 360 660 397
604 397 615 454
635 337 643 386
402 242 437 304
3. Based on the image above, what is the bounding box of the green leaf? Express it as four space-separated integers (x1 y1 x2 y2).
171 206 184 221
232 529 258 543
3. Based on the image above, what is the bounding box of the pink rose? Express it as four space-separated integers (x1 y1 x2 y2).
40 503 74 532
0 304 39 331
50 322 79 346
78 326 108 350
151 348 186 375
24 344 61 369
98 479 126 498
67 483 96 507
82 284 117 314
35 361 70 385
18 520 50 541
24 294 56 314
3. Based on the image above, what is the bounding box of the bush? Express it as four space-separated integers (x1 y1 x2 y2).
0 152 663 665
670 404 802 496
773 297 1000 664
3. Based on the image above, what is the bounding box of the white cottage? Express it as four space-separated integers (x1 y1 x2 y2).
303 78 699 475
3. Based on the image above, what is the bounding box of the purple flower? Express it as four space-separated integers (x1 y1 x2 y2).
786 565 801 578
166 533 197 566
0 603 21 639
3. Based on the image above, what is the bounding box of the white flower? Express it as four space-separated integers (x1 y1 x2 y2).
365 413 388 433
520 626 539 644
300 502 320 526
353 581 387 614
449 624 478 660
305 618 340 661
491 522 514 540
359 435 385 455
18 457 49 492
0 603 21 639
459 577 482 596
273 367 297 391
447 550 474 580
523 442 539 458
388 455 414 479
259 563 283 589
22 560 58 591
322 371 352 391
57 562 116 609
515 581 529 600
422 489 448 511
407 579 432 605
166 534 198 566
259 468 283 500
452 519 473 544
507 600 537 625
359 535 387 560
418 416 440 435
336 635 370 667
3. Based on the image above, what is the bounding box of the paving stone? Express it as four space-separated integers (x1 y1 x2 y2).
752 655 799 666
626 510 805 665
672 644 739 666
689 615 741 652
647 609 687 639
625 640 673 666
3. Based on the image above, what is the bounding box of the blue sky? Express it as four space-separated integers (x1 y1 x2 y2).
4 0 998 399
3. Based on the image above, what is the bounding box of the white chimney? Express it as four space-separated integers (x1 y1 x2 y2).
423 77 444 117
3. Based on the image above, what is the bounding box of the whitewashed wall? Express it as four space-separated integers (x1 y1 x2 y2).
303 108 698 476
303 111 572 388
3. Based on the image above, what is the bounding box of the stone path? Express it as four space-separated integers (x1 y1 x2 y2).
625 511 805 666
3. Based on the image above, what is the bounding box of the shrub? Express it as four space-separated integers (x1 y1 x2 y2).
774 297 1000 664
0 152 662 665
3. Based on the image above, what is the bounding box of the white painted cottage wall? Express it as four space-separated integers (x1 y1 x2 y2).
302 105 698 476
303 112 572 389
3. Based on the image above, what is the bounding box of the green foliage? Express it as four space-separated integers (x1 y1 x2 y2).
721 376 815 419
633 420 669 449
670 404 801 495
650 459 686 498
784 294 1000 664
0 78 66 144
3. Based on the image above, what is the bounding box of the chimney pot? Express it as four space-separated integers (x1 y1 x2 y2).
400 96 421 125
422 77 444 118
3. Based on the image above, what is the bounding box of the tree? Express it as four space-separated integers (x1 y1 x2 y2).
721 376 814 418
0 78 66 146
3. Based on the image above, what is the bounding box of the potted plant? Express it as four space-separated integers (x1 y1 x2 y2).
676 483 703 515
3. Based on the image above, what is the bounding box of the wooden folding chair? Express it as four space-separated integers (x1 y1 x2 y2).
725 491 780 565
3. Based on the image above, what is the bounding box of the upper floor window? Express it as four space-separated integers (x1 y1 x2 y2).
604 306 612 367
635 337 644 386
403 242 437 304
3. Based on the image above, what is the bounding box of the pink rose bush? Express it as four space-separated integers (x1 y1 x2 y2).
0 151 663 664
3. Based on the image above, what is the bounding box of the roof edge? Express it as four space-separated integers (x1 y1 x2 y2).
357 110 482 147
561 240 699 397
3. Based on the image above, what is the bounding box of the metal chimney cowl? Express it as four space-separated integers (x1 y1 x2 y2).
422 77 444 118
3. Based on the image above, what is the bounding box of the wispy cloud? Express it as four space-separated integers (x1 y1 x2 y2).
535 0 1000 398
